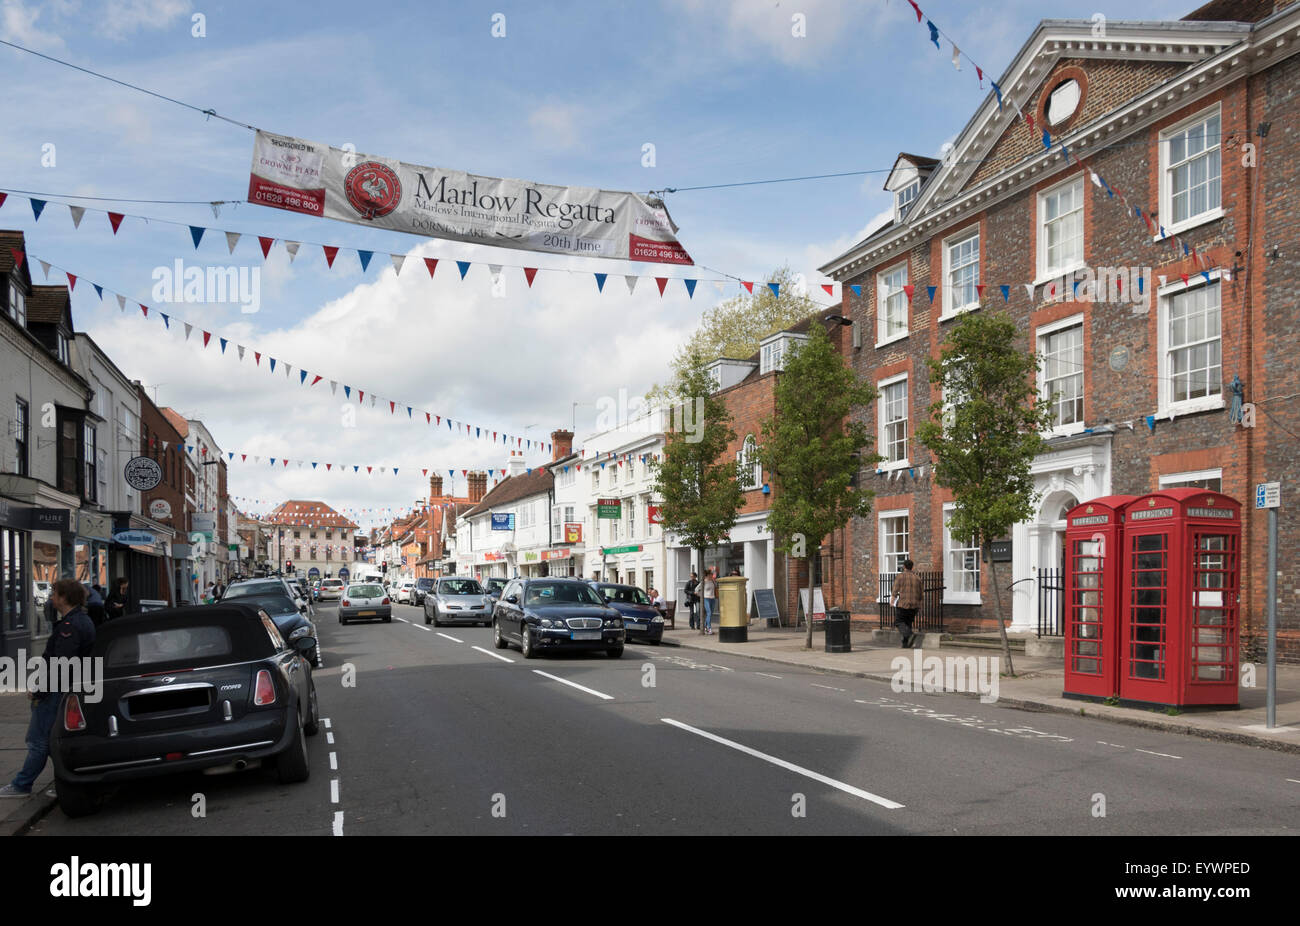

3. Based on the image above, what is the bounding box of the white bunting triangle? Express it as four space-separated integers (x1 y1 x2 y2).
1158 275 1168 286
951 44 961 70
714 281 726 294
1023 283 1035 300
489 264 502 283
225 231 241 254
237 345 245 361
390 254 405 275
38 259 51 280
210 202 222 219
184 322 193 340
330 380 338 395
68 205 85 229
285 241 300 262
116 294 126 311
161 441 169 452
284 363 292 379
625 275 638 294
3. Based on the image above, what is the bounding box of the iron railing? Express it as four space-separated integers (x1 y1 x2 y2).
1037 567 1066 637
877 572 946 633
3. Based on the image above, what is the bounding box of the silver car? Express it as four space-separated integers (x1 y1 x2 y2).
424 578 492 627
338 583 392 625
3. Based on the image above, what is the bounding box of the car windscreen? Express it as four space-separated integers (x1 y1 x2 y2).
346 585 384 598
439 580 483 596
601 585 652 605
416 579 435 588
524 583 604 607
224 582 286 599
105 626 233 670
233 594 300 616
485 579 507 592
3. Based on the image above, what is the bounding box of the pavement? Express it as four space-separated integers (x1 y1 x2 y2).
658 618 1300 756
0 692 57 837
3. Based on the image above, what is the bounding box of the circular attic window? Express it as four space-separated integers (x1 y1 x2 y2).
1046 79 1081 126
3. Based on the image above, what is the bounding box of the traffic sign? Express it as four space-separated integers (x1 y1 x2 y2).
1256 482 1281 509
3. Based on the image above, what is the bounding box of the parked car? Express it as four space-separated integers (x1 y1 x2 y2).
592 583 665 645
216 586 319 667
49 603 319 817
338 583 392 624
396 580 416 604
424 577 492 627
483 577 508 609
317 578 345 602
412 577 436 606
493 577 624 659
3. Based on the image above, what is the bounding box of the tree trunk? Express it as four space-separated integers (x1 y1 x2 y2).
803 538 822 650
986 541 1016 677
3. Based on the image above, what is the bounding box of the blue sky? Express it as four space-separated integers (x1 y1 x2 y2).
0 0 1189 529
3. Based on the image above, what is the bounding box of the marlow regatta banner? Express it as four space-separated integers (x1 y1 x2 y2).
248 130 693 265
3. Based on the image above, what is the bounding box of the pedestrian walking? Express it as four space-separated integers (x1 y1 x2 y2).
891 559 924 648
702 569 718 635
685 571 699 630
0 579 95 798
104 577 130 621
83 583 107 628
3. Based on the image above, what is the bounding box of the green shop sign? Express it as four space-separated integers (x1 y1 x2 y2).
597 498 622 519
602 544 643 555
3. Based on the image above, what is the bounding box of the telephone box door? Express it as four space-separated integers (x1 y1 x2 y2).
1063 496 1133 699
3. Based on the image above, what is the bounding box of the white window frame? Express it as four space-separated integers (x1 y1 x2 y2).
761 338 784 374
875 263 909 347
1158 469 1223 492
877 373 909 471
941 225 980 319
737 434 762 491
1158 103 1223 237
943 503 982 605
1157 274 1223 417
625 496 636 539
1037 313 1086 437
878 510 910 590
895 180 920 222
1036 175 1086 284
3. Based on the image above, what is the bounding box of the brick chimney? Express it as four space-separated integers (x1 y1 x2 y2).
429 473 443 500
551 429 574 462
467 471 488 503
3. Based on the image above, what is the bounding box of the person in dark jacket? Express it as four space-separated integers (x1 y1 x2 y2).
0 579 96 797
83 583 107 627
685 572 699 630
104 577 130 622
891 559 924 649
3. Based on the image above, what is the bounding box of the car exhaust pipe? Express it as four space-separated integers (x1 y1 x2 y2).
233 759 247 770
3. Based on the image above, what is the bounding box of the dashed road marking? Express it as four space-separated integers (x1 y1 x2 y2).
413 624 431 632
756 672 784 679
394 616 408 623
331 779 339 803
323 718 331 729
533 670 614 701
437 632 465 643
472 645 514 663
1287 779 1300 784
1135 748 1183 759
332 811 344 836
1097 741 1126 749
708 664 733 672
662 718 904 810
329 752 337 770
326 732 334 744
811 683 847 692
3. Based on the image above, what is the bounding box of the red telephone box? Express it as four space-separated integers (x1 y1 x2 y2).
1062 496 1134 700
1119 489 1240 707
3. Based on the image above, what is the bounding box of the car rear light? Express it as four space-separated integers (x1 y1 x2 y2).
341 599 350 607
382 597 390 605
253 669 276 706
63 695 86 731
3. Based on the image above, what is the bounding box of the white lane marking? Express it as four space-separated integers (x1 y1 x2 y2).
533 670 614 701
1135 748 1183 759
329 752 337 771
437 632 465 643
1287 779 1300 784
413 625 431 632
756 672 784 679
708 664 733 672
332 811 344 836
326 732 334 744
662 718 904 810
323 718 331 729
472 645 514 663
330 779 339 803
1097 741 1126 749
811 683 847 692
394 616 409 623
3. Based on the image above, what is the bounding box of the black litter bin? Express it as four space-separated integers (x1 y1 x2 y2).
825 609 851 653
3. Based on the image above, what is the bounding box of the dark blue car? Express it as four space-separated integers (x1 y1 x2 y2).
592 583 664 644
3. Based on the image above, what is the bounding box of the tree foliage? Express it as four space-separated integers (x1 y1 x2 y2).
915 310 1055 673
758 321 880 648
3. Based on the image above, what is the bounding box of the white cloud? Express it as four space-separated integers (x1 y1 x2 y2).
667 0 870 66
100 0 191 40
0 0 68 51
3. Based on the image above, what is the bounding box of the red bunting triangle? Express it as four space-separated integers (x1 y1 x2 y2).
8 248 23 269
254 352 261 365
0 193 6 209
424 257 438 277
422 469 428 476
461 469 467 477
389 401 396 414
283 459 289 467
311 375 322 386
1181 274 1190 285
326 463 332 471
741 281 754 294
358 390 364 403
655 277 668 296
66 273 77 292
524 267 538 287
202 331 211 347
367 466 373 474
140 304 148 317
436 416 441 425
323 245 339 268
903 284 915 303
258 236 274 258
975 284 985 298
107 212 124 234
821 284 833 295
425 412 430 424
241 454 247 462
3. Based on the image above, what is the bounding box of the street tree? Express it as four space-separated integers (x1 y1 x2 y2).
647 266 819 404
915 310 1055 675
757 320 880 649
650 351 746 614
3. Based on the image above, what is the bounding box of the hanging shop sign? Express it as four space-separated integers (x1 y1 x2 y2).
113 530 157 546
491 513 515 531
148 499 172 520
563 523 583 544
248 130 693 265
124 456 163 491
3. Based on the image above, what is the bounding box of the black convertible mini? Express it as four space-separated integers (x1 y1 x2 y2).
50 604 319 817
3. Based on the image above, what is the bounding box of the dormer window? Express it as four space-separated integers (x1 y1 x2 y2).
7 280 25 327
761 340 784 374
56 332 70 366
895 181 920 221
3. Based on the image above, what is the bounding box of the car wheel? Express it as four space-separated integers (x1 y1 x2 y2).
493 620 508 649
304 681 320 736
521 625 536 659
383 615 391 623
606 646 624 658
433 610 443 628
55 778 102 817
276 712 311 784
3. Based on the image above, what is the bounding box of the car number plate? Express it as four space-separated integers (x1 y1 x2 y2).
626 622 645 630
358 610 376 616
571 630 601 641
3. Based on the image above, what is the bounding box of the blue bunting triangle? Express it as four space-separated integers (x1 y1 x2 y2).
269 358 277 372
926 286 937 303
594 272 607 292
767 283 780 297
220 337 228 354
927 20 940 50
160 313 170 329
344 385 351 399
357 249 373 272
92 283 103 300
299 370 307 384
190 226 205 249
684 279 697 298
30 199 46 221
457 261 471 279
1000 285 1010 301
851 285 862 297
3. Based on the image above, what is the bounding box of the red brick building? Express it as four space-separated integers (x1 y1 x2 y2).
819 1 1300 660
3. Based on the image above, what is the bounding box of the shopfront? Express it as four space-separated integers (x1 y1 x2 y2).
0 501 74 660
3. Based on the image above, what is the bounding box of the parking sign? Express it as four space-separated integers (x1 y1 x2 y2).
1256 482 1280 509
